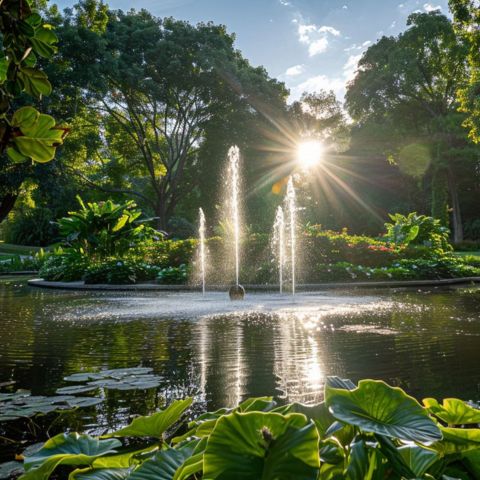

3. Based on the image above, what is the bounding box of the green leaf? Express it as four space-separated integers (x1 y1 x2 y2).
10 107 65 163
397 445 439 477
20 434 121 480
345 438 369 480
103 399 192 439
423 398 480 425
18 68 52 97
73 468 133 480
112 215 130 232
6 146 28 163
203 411 320 479
435 427 480 455
0 55 8 83
325 379 442 443
129 444 196 480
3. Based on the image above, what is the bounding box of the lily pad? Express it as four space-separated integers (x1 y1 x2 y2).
0 461 24 480
0 390 103 423
56 385 99 395
62 368 162 392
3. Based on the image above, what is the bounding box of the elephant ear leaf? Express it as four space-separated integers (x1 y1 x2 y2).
325 379 442 443
20 433 121 480
9 106 67 164
203 411 320 480
103 398 192 439
423 398 480 425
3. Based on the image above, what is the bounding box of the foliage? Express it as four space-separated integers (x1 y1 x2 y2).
3 207 58 246
57 197 160 259
449 0 480 143
0 0 69 227
384 213 452 253
16 377 480 480
345 11 473 243
0 253 44 273
39 251 89 281
156 265 189 285
83 260 160 285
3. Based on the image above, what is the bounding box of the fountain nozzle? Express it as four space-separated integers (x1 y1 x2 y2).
229 284 245 300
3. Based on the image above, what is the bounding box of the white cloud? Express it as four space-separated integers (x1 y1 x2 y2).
279 0 291 6
343 54 362 83
423 2 442 11
285 64 305 76
297 22 341 56
342 4 348 9
290 74 345 100
289 53 363 102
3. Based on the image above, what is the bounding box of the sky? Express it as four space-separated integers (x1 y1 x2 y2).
54 0 451 103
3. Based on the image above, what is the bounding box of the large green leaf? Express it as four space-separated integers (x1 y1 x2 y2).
345 438 369 480
423 398 480 425
103 399 192 439
20 433 121 480
10 106 65 163
73 468 133 480
435 427 480 455
203 411 320 479
325 379 442 443
129 443 196 480
397 445 439 477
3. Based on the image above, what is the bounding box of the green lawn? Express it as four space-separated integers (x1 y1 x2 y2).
0 242 45 255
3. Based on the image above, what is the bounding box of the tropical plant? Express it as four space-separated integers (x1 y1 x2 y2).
14 377 480 480
0 0 68 223
56 197 160 258
384 213 452 253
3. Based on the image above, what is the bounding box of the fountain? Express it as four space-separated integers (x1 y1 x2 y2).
198 208 206 295
286 177 296 295
227 146 245 300
273 206 285 294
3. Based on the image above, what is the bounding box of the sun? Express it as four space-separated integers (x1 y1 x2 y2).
297 140 324 169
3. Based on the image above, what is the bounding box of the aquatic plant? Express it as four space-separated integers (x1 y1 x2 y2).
11 378 480 480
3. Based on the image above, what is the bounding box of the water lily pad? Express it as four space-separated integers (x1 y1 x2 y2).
56 385 99 395
64 373 106 382
0 390 103 423
0 461 24 479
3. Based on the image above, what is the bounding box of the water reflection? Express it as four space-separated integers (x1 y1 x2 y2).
1 279 480 430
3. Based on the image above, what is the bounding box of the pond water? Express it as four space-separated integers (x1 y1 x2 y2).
1 277 480 456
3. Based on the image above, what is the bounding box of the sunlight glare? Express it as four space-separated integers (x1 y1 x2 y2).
297 140 324 169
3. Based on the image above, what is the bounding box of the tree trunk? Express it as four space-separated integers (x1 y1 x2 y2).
0 193 18 224
446 167 464 243
431 168 449 226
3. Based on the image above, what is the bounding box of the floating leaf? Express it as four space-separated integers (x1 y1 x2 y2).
56 385 99 395
0 461 24 479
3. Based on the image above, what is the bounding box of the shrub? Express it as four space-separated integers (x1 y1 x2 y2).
39 251 89 282
157 264 189 284
3 208 58 246
57 197 160 258
0 254 44 273
17 377 480 480
384 212 452 253
84 260 161 285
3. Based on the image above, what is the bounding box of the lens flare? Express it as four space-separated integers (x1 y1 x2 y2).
297 140 324 169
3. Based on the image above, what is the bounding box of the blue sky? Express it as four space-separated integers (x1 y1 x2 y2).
54 0 450 102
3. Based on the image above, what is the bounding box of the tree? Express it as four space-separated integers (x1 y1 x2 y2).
449 0 480 143
53 8 288 230
0 0 68 223
346 11 474 242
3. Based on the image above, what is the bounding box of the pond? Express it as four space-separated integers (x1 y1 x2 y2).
1 277 480 458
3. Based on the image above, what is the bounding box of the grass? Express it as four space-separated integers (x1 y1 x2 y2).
0 242 45 255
